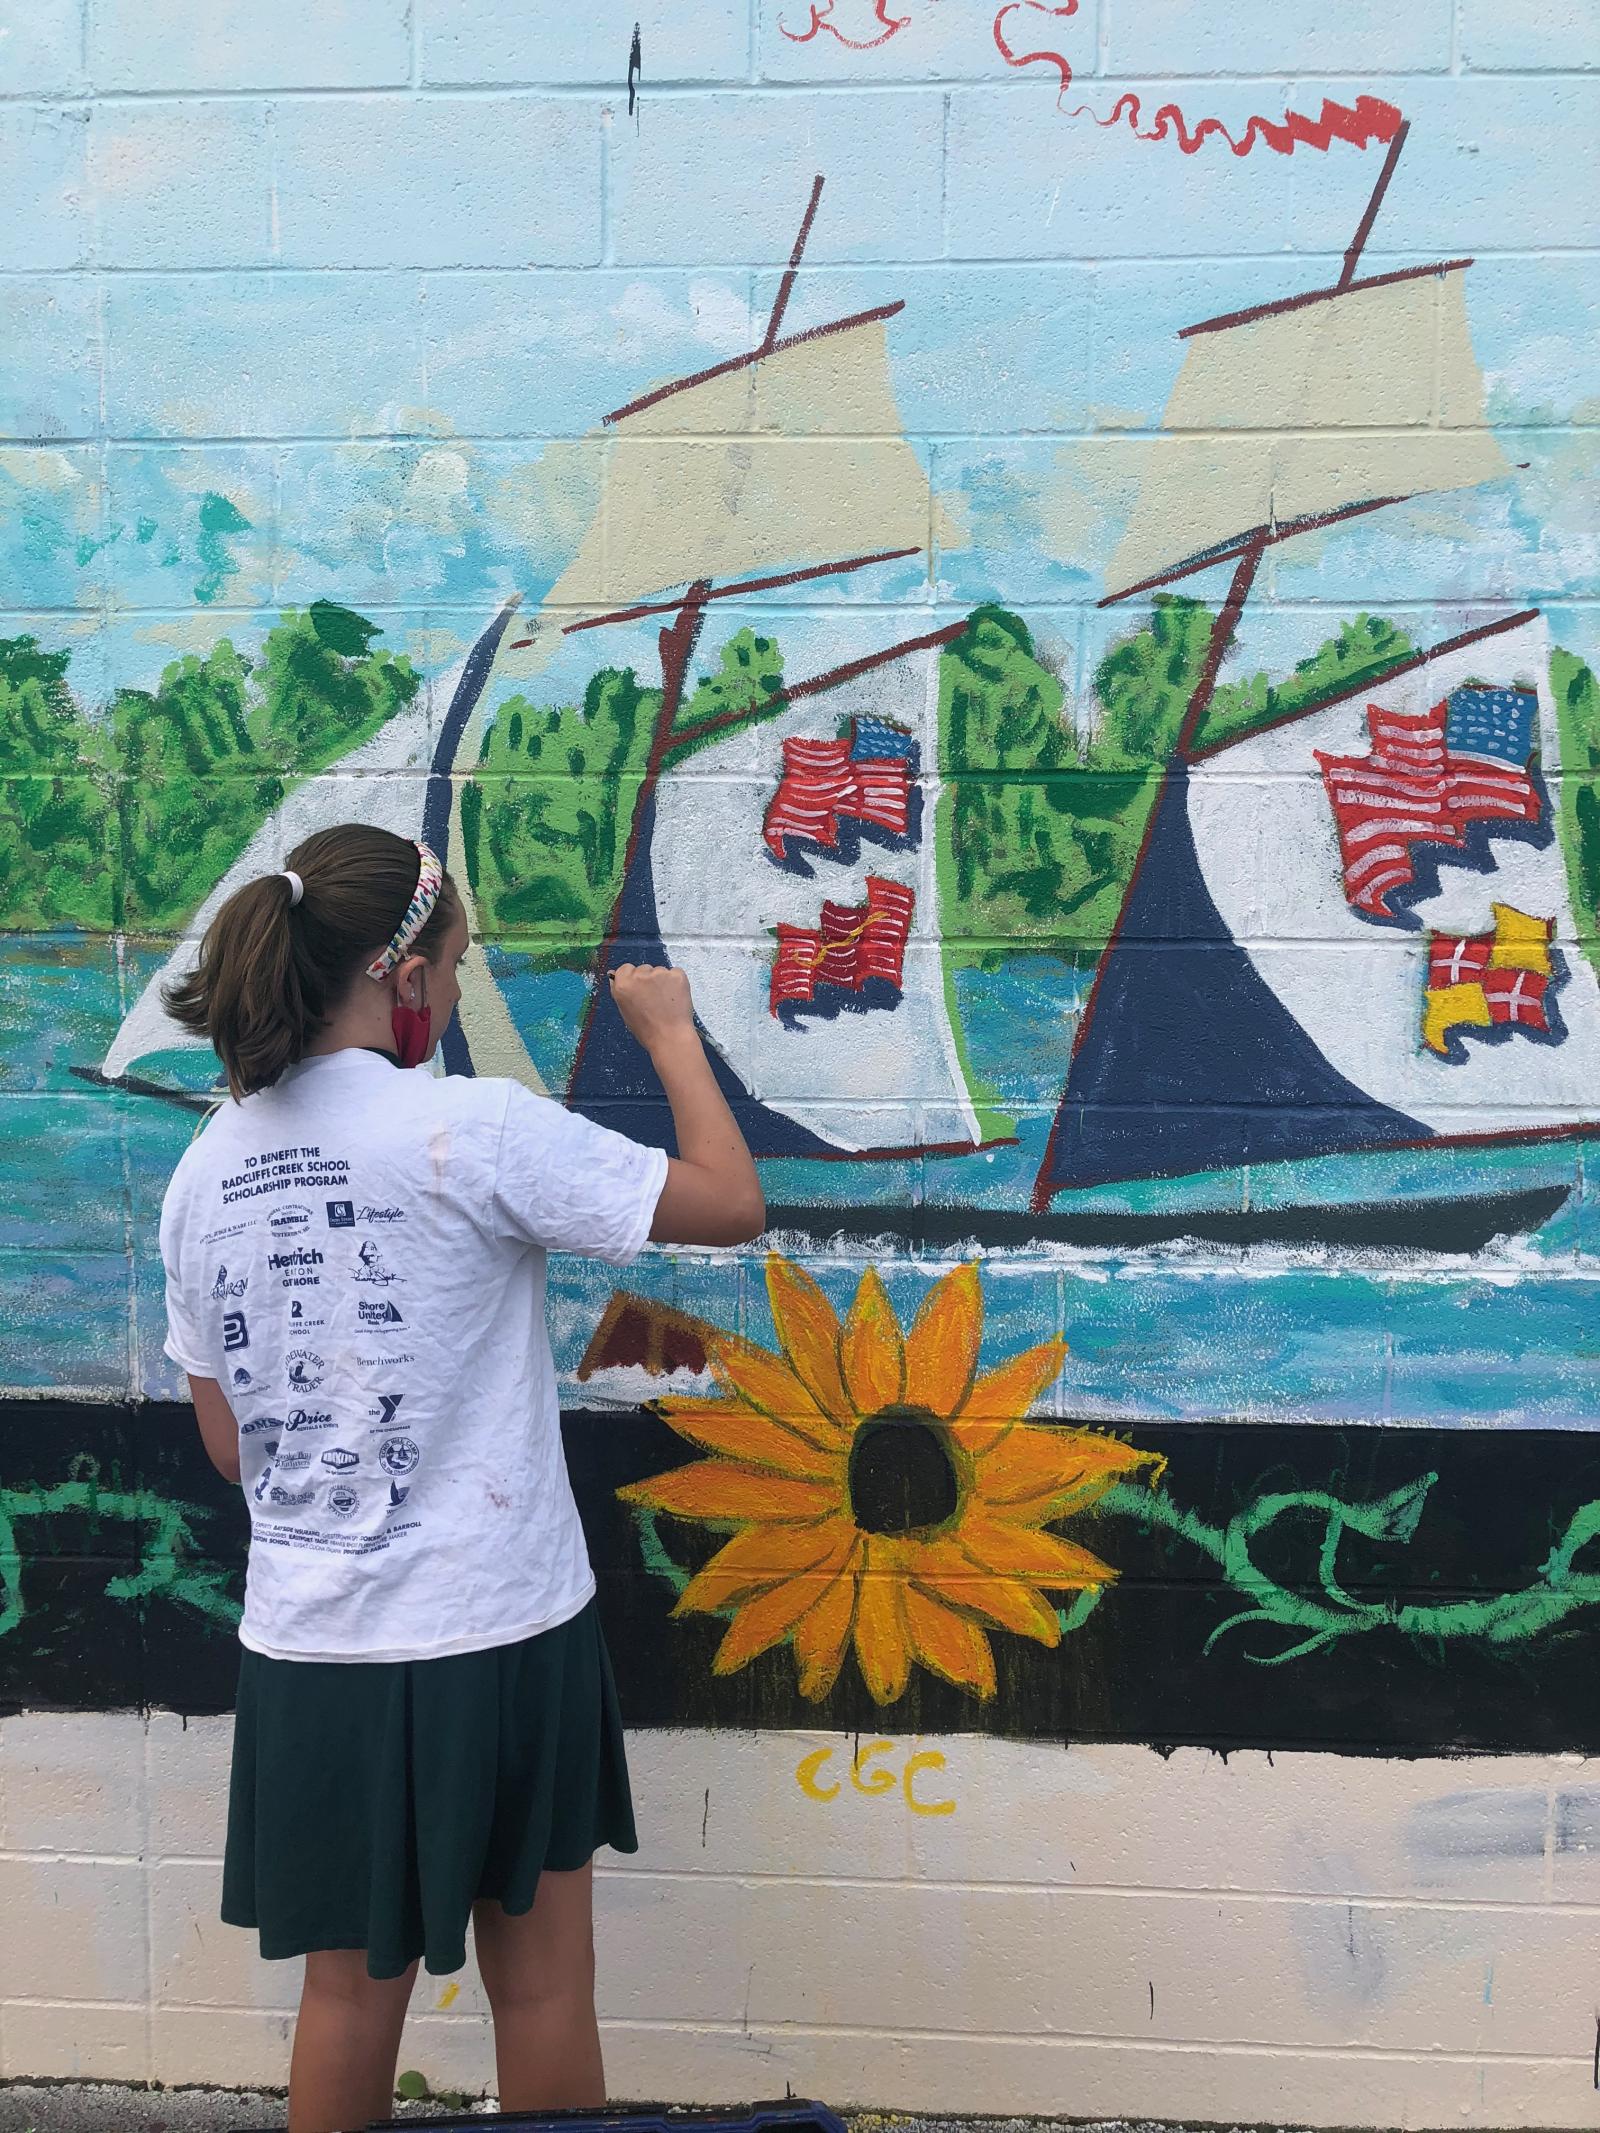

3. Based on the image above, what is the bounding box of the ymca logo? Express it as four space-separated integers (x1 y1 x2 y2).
369 1393 404 1426
209 1264 247 1300
357 1299 405 1327
326 1201 355 1229
222 1310 249 1353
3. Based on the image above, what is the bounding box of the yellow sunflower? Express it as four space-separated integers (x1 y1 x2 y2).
619 1253 1164 1704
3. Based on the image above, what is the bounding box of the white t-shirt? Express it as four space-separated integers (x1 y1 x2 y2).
159 1050 667 1665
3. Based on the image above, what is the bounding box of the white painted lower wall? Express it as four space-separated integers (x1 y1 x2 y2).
3 1714 1599 2127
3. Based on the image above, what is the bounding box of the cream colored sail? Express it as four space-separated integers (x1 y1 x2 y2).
543 317 930 616
1105 272 1511 599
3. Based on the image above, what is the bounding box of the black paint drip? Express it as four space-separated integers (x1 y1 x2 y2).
627 24 642 117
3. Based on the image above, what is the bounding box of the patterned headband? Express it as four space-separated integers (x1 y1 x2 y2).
366 841 444 981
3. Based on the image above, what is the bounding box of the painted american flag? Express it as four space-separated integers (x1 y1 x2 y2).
1316 686 1541 921
762 717 917 859
767 876 915 1015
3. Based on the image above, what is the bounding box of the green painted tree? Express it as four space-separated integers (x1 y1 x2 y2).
937 598 1215 961
112 606 419 934
1201 611 1415 753
1552 645 1600 982
466 628 785 968
0 607 419 935
0 636 115 931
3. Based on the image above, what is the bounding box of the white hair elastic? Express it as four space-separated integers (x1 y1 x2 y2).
281 870 305 907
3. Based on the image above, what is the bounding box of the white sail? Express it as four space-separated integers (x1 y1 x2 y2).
1105 273 1510 599
547 318 930 615
101 618 543 1091
1188 615 1600 1137
650 637 983 1153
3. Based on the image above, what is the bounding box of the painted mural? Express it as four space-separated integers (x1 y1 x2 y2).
2 14 1598 1746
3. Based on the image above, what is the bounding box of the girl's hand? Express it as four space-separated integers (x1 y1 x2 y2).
610 962 698 1056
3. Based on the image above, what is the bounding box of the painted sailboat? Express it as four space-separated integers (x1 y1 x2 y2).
1033 124 1600 1248
85 596 535 1105
440 177 1000 1170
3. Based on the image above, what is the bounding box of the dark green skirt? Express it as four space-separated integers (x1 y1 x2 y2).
222 1599 637 1979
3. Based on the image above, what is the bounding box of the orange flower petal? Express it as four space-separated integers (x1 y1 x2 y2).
653 1397 840 1479
841 1267 905 1417
902 1584 996 1698
619 1459 837 1527
903 1262 983 1420
975 1424 1158 1516
950 1340 1069 1451
907 1537 1062 1647
709 1333 845 1449
675 1517 855 1617
713 1568 845 1676
959 1509 1117 1589
765 1254 852 1423
852 1544 913 1704
793 1542 862 1700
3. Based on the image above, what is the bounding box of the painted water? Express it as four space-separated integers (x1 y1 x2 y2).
4 941 1594 1425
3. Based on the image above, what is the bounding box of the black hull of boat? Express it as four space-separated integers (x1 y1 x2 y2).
766 1184 1572 1254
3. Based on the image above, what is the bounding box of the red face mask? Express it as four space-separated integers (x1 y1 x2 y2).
391 989 432 1069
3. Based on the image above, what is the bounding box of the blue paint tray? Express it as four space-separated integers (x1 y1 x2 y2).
368 2101 847 2133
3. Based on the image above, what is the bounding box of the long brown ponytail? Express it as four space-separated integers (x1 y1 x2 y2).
165 825 460 1099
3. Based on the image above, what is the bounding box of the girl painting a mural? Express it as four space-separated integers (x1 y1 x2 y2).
156 824 765 2133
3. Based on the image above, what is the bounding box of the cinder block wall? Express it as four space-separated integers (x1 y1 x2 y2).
2 0 1599 2120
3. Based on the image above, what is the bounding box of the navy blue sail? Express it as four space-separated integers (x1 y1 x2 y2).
565 792 838 1159
1039 765 1428 1193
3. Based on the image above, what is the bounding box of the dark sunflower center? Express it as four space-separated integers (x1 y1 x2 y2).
848 1405 960 1537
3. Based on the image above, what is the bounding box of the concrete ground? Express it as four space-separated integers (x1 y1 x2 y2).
0 2098 1265 2133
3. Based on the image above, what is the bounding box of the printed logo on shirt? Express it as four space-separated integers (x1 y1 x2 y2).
357 1298 404 1327
327 1484 360 1518
241 1412 284 1437
209 1264 247 1300
369 1393 405 1426
252 1467 274 1503
353 1239 401 1286
325 1200 355 1229
222 1310 249 1353
202 1220 251 1248
286 1297 325 1331
284 1407 334 1432
274 1446 312 1471
387 1481 411 1510
358 1205 406 1226
269 1247 323 1289
286 1349 326 1391
268 1203 312 1239
378 1436 419 1477
320 1448 359 1472
268 1485 314 1509
356 1351 416 1371
231 1366 255 1392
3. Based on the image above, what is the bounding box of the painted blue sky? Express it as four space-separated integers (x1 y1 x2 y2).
4 5 1597 709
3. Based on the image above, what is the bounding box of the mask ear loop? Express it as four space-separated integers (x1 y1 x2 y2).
389 964 432 1069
